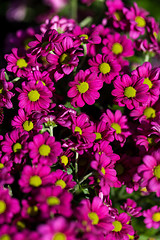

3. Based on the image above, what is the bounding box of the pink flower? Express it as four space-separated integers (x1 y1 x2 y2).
143 205 160 229
1 129 29 163
0 187 20 224
75 196 113 234
37 216 77 240
52 169 76 190
101 109 131 146
46 36 83 81
16 80 52 114
107 212 134 240
124 2 149 39
112 74 149 110
4 48 35 78
105 0 127 30
36 186 73 218
138 150 160 197
88 54 121 84
91 153 119 195
28 131 62 166
67 69 103 107
131 62 160 104
40 15 76 34
121 198 142 217
102 33 134 66
18 164 53 193
0 69 14 109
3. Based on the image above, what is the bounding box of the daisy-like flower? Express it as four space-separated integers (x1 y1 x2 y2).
52 169 76 190
18 164 53 193
91 153 120 195
101 109 131 146
138 149 160 197
28 70 55 93
67 69 103 108
0 187 20 224
16 80 52 114
105 0 127 30
124 2 149 39
88 54 121 84
107 212 134 240
36 186 73 218
46 36 83 81
121 198 142 217
4 48 35 78
112 74 149 110
71 112 96 144
143 205 160 229
102 33 134 65
28 131 62 166
1 129 29 164
40 15 76 34
37 216 77 240
75 196 113 234
0 68 14 109
131 62 160 104
11 108 41 133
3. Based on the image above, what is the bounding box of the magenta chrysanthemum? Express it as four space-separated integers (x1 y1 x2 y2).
16 80 52 114
112 74 149 109
68 69 103 107
28 131 62 165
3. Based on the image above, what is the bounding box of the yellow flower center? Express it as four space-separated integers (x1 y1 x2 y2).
28 90 40 102
111 123 121 134
88 212 99 225
27 205 38 217
74 126 82 135
0 234 11 240
152 212 160 222
95 132 102 140
79 34 89 40
47 196 60 206
23 120 34 131
39 144 51 156
16 58 28 68
153 31 158 39
154 165 160 179
127 234 134 240
114 11 122 21
16 221 26 230
60 155 68 166
112 220 122 232
29 175 42 187
59 53 70 65
77 82 89 94
143 78 153 89
101 167 105 175
135 16 146 27
53 233 66 240
124 86 136 98
99 62 111 74
143 107 156 119
24 37 33 50
13 143 22 153
0 200 6 214
115 163 124 175
112 42 123 55
0 163 4 169
55 179 66 189
0 87 3 94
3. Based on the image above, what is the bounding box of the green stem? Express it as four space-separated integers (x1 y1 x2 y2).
79 172 93 185
71 0 78 21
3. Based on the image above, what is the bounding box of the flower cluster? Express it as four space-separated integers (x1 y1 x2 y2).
0 0 160 239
